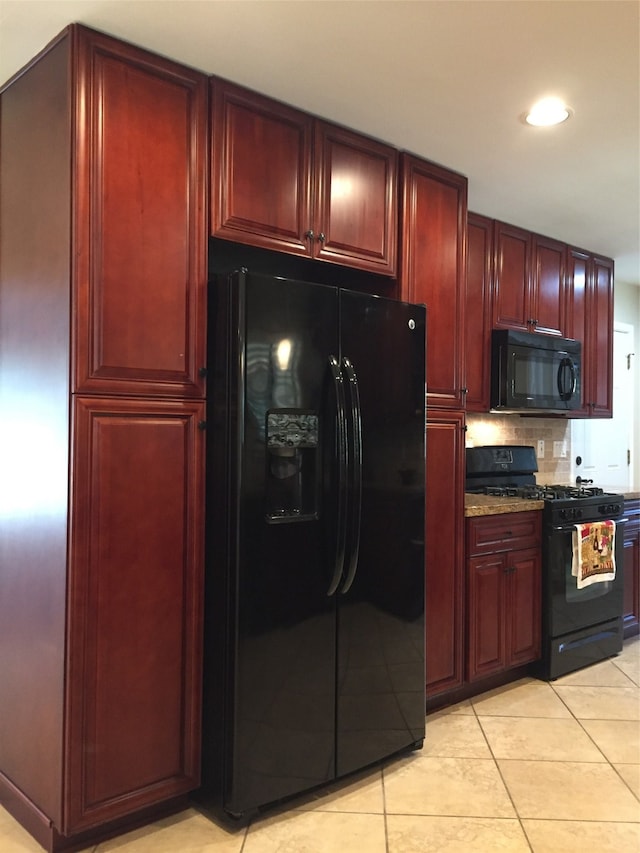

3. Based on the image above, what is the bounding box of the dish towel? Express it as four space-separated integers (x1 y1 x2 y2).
572 520 616 589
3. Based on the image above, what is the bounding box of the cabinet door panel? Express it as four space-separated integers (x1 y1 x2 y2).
315 121 397 274
566 249 614 418
493 222 531 332
589 257 614 416
565 249 590 415
467 554 506 681
507 547 541 666
399 155 467 408
74 30 207 397
532 235 565 336
425 411 465 696
467 511 540 556
465 213 492 411
211 79 313 255
65 397 204 833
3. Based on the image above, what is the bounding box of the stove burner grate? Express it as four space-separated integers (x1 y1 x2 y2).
472 484 610 502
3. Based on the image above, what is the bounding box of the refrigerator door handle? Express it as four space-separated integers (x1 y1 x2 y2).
327 355 348 596
340 357 362 595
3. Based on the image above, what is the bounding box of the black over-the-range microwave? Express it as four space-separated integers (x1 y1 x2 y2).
491 329 581 413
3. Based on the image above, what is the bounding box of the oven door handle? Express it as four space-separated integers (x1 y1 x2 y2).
551 517 628 532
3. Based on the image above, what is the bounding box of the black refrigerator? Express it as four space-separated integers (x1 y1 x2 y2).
197 270 426 822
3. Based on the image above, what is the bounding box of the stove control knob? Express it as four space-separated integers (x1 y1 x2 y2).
599 502 620 515
576 509 583 520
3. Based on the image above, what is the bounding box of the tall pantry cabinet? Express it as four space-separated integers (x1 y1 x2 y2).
0 25 207 851
398 155 468 699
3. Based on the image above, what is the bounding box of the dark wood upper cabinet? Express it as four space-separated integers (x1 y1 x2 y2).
74 29 208 398
465 212 493 411
313 120 397 272
531 234 566 336
211 78 398 275
493 222 566 337
492 221 532 332
399 154 468 409
565 248 614 417
210 80 312 256
588 255 615 417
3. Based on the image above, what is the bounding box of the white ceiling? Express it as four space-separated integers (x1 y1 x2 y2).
1 0 639 285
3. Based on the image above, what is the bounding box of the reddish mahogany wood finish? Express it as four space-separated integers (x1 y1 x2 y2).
492 221 532 332
210 78 398 275
425 410 466 697
399 155 468 409
0 33 71 825
493 222 567 337
467 513 541 682
466 511 540 555
588 256 615 417
467 553 507 678
313 121 397 273
508 546 541 666
0 24 207 850
565 248 614 417
465 212 493 412
211 79 313 255
531 234 566 337
623 499 640 638
66 397 204 831
73 29 207 398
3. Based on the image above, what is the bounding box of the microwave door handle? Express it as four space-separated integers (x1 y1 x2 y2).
557 356 576 401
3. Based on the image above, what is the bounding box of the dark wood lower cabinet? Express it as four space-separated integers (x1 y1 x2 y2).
0 397 205 851
623 498 640 638
425 411 465 697
466 513 541 683
65 398 205 833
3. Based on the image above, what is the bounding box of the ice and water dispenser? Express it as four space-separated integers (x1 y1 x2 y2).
265 410 319 522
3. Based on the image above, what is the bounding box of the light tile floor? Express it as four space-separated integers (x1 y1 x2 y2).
1 637 638 852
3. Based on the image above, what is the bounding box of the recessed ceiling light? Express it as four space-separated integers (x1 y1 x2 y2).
524 97 572 127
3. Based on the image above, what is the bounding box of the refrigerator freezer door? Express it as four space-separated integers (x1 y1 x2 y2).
336 291 426 777
225 272 340 815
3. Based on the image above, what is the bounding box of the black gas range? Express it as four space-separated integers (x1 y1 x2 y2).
466 445 626 679
470 481 624 524
466 446 624 520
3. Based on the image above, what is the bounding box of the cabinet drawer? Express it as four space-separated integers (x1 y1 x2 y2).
467 511 541 556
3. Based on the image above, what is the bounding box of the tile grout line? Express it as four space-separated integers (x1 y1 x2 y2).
549 669 640 806
381 764 390 853
468 697 535 852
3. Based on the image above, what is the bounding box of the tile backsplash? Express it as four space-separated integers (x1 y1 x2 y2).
466 414 572 484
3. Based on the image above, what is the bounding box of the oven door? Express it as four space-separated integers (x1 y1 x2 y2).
544 520 625 639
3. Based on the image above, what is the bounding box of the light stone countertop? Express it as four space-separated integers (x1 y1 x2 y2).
465 490 639 518
464 494 544 518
